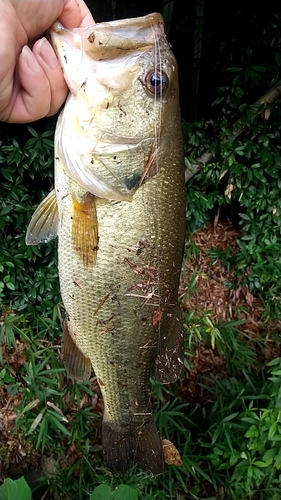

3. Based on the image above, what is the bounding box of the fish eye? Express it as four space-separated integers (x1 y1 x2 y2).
145 70 168 96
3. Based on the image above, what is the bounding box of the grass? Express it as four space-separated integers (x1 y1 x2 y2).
1 224 280 500
2 286 281 499
1 127 281 499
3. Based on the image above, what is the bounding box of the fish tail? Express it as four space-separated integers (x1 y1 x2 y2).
102 417 164 474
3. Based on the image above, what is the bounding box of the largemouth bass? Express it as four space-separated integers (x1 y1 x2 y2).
26 13 186 474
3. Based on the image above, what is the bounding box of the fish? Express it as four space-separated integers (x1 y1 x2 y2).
26 13 186 474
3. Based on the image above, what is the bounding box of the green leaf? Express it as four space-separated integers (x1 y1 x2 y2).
239 213 251 221
222 412 239 422
90 484 138 500
253 461 269 468
250 64 267 72
90 484 112 500
245 425 258 438
0 477 32 500
211 96 225 106
268 422 277 440
27 126 39 138
114 485 138 500
6 282 15 291
226 67 243 72
0 206 12 216
48 412 70 436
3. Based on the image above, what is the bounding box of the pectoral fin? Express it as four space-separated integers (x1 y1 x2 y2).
62 320 92 382
25 189 58 245
71 193 99 267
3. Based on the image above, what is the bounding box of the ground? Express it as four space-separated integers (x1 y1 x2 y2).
0 220 280 497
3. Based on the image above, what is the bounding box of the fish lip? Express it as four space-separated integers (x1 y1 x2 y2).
87 12 164 31
47 21 69 50
48 13 166 57
83 13 165 54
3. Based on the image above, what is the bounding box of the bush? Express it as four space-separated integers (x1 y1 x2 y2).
184 73 281 317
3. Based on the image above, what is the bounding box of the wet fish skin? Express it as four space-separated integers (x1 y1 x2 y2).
26 13 186 474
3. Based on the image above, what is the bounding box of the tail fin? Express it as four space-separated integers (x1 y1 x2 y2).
102 417 164 474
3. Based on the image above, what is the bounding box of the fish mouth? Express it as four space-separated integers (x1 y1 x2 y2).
50 13 165 60
48 13 170 93
82 13 165 57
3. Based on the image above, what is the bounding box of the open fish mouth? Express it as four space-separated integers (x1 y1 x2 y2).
50 13 168 64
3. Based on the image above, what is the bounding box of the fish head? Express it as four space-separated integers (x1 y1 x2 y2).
49 14 182 201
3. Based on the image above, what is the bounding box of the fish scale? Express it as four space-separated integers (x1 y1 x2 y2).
26 13 185 474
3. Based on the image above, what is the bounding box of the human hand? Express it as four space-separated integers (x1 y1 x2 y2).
0 0 94 123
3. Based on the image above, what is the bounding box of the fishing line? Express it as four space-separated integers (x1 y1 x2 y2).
150 19 173 497
133 16 167 481
150 16 163 389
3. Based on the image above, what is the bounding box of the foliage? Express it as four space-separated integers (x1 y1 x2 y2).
196 358 281 499
184 61 281 318
0 126 59 314
180 10 281 496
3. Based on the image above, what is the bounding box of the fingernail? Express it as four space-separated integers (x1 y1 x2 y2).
38 37 58 69
22 45 41 73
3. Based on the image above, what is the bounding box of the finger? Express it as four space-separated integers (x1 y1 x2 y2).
12 45 51 122
6 45 53 123
9 0 94 44
59 0 95 27
10 0 64 41
33 38 68 117
0 0 94 123
0 3 21 117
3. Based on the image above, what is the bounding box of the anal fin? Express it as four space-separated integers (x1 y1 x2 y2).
62 320 92 382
